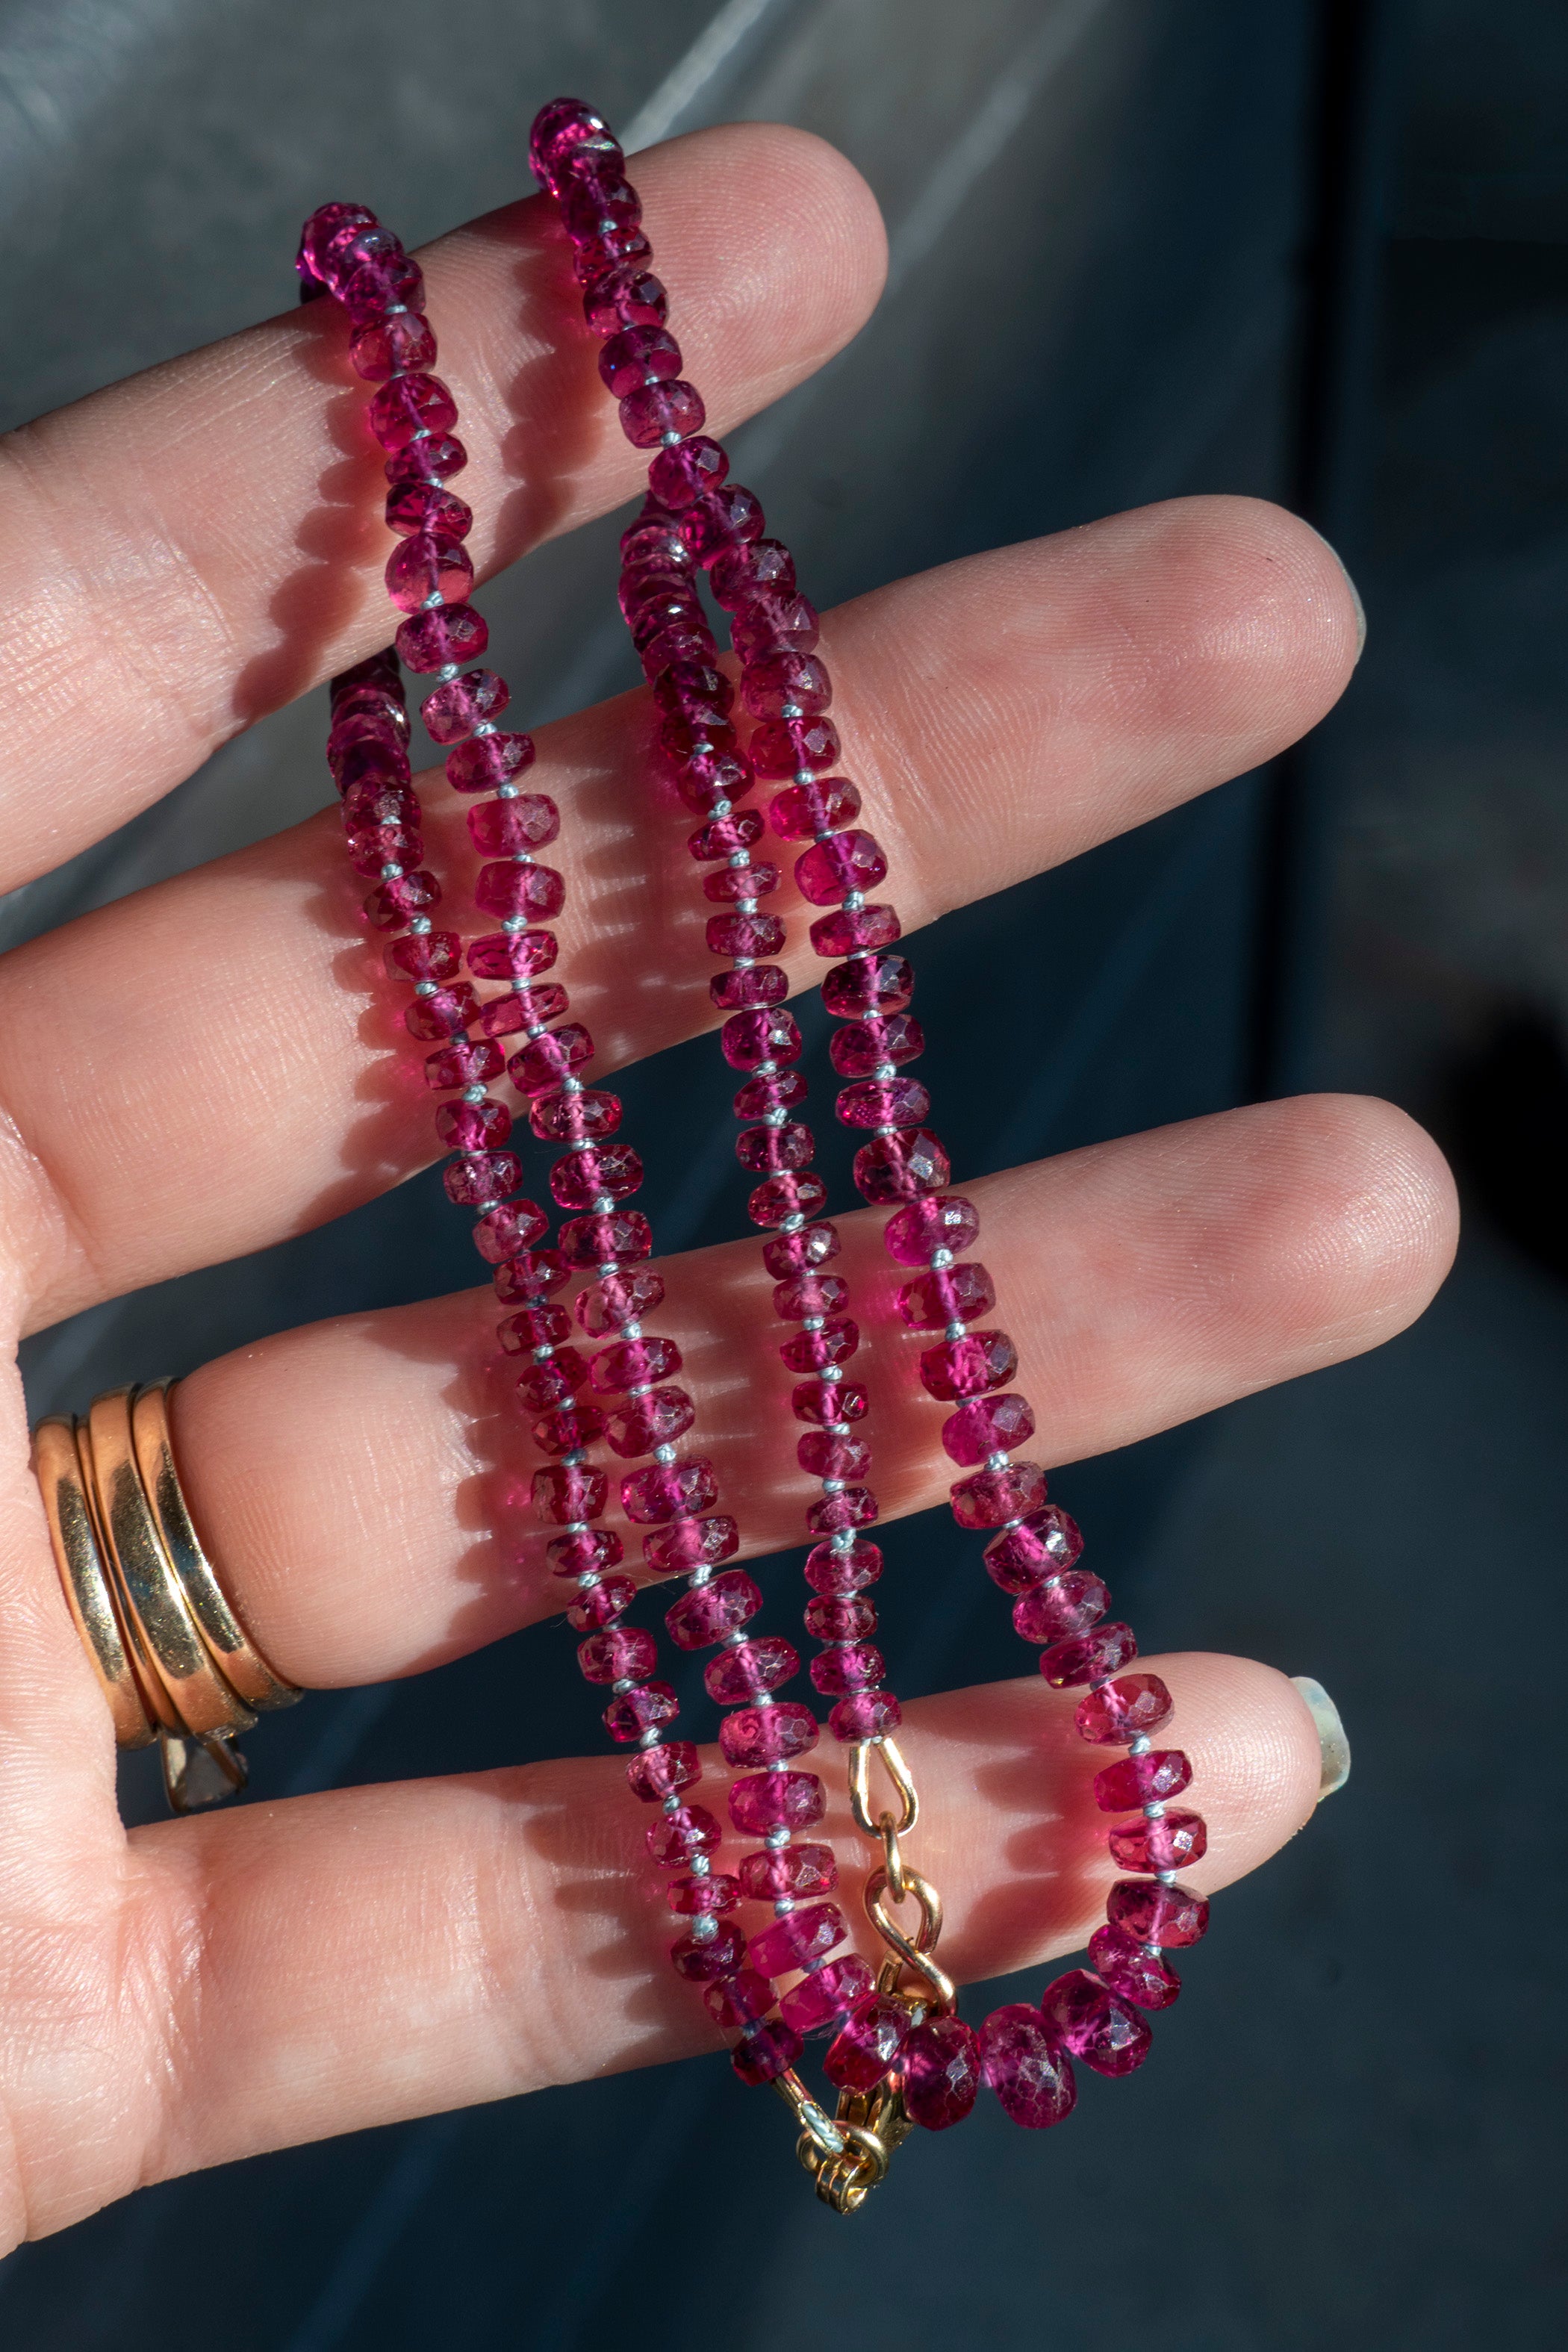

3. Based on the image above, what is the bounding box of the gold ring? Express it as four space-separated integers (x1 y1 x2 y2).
31 1416 155 1749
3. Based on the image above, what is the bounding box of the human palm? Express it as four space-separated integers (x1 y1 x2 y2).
0 124 1455 2245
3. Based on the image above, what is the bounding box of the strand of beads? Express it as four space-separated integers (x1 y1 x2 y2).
535 96 1212 2137
299 202 862 2127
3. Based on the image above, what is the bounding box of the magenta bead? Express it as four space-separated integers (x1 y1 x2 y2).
423 1036 503 1090
824 1993 911 2094
710 537 796 609
727 1770 824 1834
598 323 680 396
385 481 472 538
828 1688 903 1740
735 1120 813 1173
641 1513 738 1573
855 1129 952 1206
1108 1811 1207 1873
506 1025 591 1098
749 714 840 778
902 2015 982 2131
720 1007 803 1071
741 1843 837 1903
791 1378 868 1426
447 732 537 792
803 1537 882 1594
383 432 467 485
621 1455 716 1525
664 1570 762 1650
531 1087 620 1145
689 808 764 862
576 1625 656 1685
567 1574 635 1632
435 1097 511 1151
836 1077 930 1130
794 830 886 906
703 1634 799 1704
603 1681 678 1742
720 1700 820 1768
707 910 784 959
919 1331 1018 1400
558 1209 652 1268
779 1955 874 2037
748 1900 846 1980
424 668 509 742
367 373 456 452
396 602 488 671
666 1871 740 1917
822 953 913 1019
797 1431 871 1480
702 1969 774 2031
590 1333 681 1394
1012 1570 1110 1644
829 1014 925 1078
626 1742 700 1802
545 1525 620 1579
476 861 565 921
1041 1622 1138 1688
748 1172 829 1228
812 903 900 958
732 592 819 664
978 2004 1077 2128
549 1142 643 1211
730 2017 803 2087
350 311 437 380
384 532 473 612
743 650 831 721
529 99 620 191
1094 1749 1192 1812
983 1504 1085 1593
670 1920 744 1981
951 1461 1048 1529
364 871 441 930
1089 1924 1182 2011
941 1393 1036 1466
647 433 726 505
404 984 477 1040
470 1198 549 1263
763 1222 841 1278
809 1641 883 1696
1107 1877 1210 1947
470 931 559 988
532 1461 607 1525
647 1803 721 1867
883 1194 980 1266
604 1387 695 1458
680 483 765 565
1039 1969 1152 2077
494 1248 569 1304
467 797 560 857
768 777 860 841
619 380 706 447
573 1267 665 1334
444 1151 523 1207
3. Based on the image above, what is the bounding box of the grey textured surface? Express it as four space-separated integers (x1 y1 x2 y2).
0 0 1561 2344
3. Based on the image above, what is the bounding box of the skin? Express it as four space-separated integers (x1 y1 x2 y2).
0 123 1457 2247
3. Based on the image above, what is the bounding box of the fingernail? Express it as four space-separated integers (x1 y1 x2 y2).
1290 1676 1351 1800
1304 523 1366 662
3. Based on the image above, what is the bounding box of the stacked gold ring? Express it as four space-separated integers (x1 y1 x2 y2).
33 1382 300 1811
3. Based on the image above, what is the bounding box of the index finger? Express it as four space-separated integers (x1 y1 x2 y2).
0 122 885 895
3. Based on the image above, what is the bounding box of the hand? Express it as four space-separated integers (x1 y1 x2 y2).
0 124 1455 2245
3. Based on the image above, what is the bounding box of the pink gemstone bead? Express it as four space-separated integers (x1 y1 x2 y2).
810 1641 883 1696
641 1513 739 1574
494 1248 569 1304
829 1689 903 1740
566 1573 636 1631
707 911 784 959
602 1680 678 1742
803 1595 875 1643
732 592 819 663
711 966 788 1012
803 1537 883 1594
576 1625 656 1685
435 1098 511 1151
597 323 680 396
532 1401 609 1457
702 860 780 903
467 796 560 856
721 1700 819 1768
424 1035 503 1090
791 1378 868 1426
364 871 441 930
763 1222 841 1278
469 930 558 983
743 651 831 721
735 1121 813 1174
367 373 455 452
811 903 900 957
573 1267 665 1334
585 264 668 343
1012 1570 1110 1644
382 433 467 487
546 1524 621 1578
1107 1878 1210 1947
738 1840 836 1900
396 603 489 672
558 1210 652 1267
424 668 509 743
447 732 537 793
829 1015 926 1078
349 311 437 380
720 1007 803 1070
680 483 765 565
1041 1622 1138 1688
807 1484 880 1538
670 1919 744 1980
747 1900 846 1979
824 1994 912 2093
476 861 565 921
983 1503 1085 1593
507 1024 593 1096
530 1461 606 1524
647 432 725 504
779 1317 859 1372
619 380 706 447
1089 1924 1182 2010
794 830 887 906
978 2003 1077 2128
550 1142 644 1212
735 1071 810 1119
673 748 758 822
730 2017 803 2087
883 1194 980 1266
385 532 473 612
919 1331 1018 1400
575 226 654 287
529 99 620 190
689 808 764 862
667 1870 740 1917
702 1968 774 2031
797 1431 871 1481
590 1334 681 1394
748 714 841 778
342 249 424 317
779 1954 873 2036
530 1088 623 1145
385 481 472 539
471 1199 550 1264
856 1129 953 1206
621 1455 717 1525
942 1393 1036 1466
767 777 860 841
748 1172 829 1229
710 537 795 609
604 1386 695 1459
952 1461 1048 1529
444 1150 523 1207
903 2016 982 2131
1109 1811 1207 1873
561 173 641 245
1039 1969 1153 2077
774 1272 849 1319
647 1803 721 1867
404 984 477 1041
727 1770 825 1834
1095 1749 1192 1812
836 1077 930 1130
627 1742 700 1802
297 200 373 286
823 954 914 1021
385 927 458 983
664 1569 762 1650
704 1634 799 1705
515 1357 582 1413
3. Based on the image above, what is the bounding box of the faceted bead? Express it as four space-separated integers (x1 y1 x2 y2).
507 1024 593 1096
558 1210 652 1268
514 1354 584 1413
680 483 765 565
836 1077 930 1130
396 603 489 672
748 1172 829 1228
720 1007 803 1070
768 777 859 841
530 1087 622 1144
1094 1749 1192 1812
603 1681 678 1741
573 1268 665 1335
732 592 819 663
297 200 374 287
804 1594 876 1643
444 1151 523 1207
529 99 620 191
403 984 477 1041
574 225 654 286
446 732 536 793
730 2017 803 2087
467 796 559 858
494 1248 569 1304
710 537 796 609
688 808 764 862
664 1569 762 1651
744 651 831 721
385 480 472 538
734 1069 810 1119
884 1194 980 1266
1106 1877 1210 1947
791 1378 868 1426
855 1128 951 1206
797 1431 871 1481
435 1098 511 1153
349 310 438 380
984 1505 1086 1593
584 263 668 343
810 1641 883 1695
384 926 457 985
942 1394 1035 1466
735 1120 812 1174
830 1015 926 1077
565 1572 636 1631
385 532 473 612
978 2003 1077 2128
619 380 706 447
346 775 417 833
647 1804 722 1867
641 1513 739 1573
823 953 914 1020
741 1842 836 1903
727 1769 825 1833
748 714 840 778
546 1524 622 1579
1039 1969 1152 2076
812 905 900 959
424 668 509 743
803 1537 883 1594
626 1742 700 1801
621 1455 717 1525
549 1142 644 1212
1040 1623 1138 1688
780 1954 874 2036
794 830 886 906
382 436 468 496
532 1400 609 1457
952 1461 1048 1529
576 1625 656 1685
367 373 456 454
1108 1811 1207 1873
1012 1570 1110 1644
647 432 724 505
471 1198 550 1263
597 323 680 396
773 1272 848 1319
903 2015 983 2131
341 250 424 317
364 871 441 930
475 860 564 921
779 1317 859 1372
748 1900 846 1979
665 1873 741 1920
670 1918 743 1980
561 172 642 245
706 910 784 959
807 1489 880 1538
920 1331 1018 1400
606 1387 694 1458
530 1460 606 1525
424 1035 503 1090
703 1969 774 2031
830 1689 903 1741
1089 1923 1182 2010
824 1994 912 2093
763 1222 841 1278
897 1263 994 1330
704 1634 799 1705
721 1700 821 1770
590 1334 682 1394
702 859 780 903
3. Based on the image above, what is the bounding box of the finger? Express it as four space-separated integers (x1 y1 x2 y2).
0 497 1361 1328
12 1653 1320 2230
169 1094 1454 1687
0 123 886 891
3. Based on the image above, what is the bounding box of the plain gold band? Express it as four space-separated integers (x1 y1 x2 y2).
32 1417 155 1749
